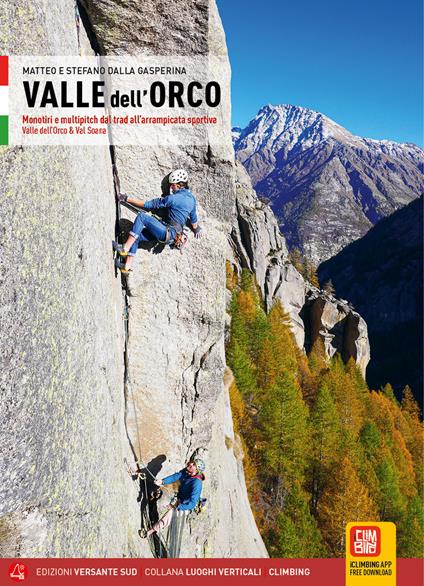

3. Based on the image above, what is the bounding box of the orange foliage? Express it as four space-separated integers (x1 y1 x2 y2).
369 391 396 435
297 352 318 405
229 379 264 526
323 358 364 437
401 386 421 421
318 456 379 556
238 290 257 322
256 336 279 393
227 267 422 557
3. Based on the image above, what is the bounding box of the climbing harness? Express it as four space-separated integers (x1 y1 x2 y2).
157 224 188 251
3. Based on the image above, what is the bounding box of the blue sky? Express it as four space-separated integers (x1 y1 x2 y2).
217 0 423 145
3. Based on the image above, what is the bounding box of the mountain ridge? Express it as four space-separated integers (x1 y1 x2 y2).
233 104 424 263
235 103 422 150
318 195 423 400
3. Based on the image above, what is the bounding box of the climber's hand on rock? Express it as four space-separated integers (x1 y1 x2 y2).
117 192 128 203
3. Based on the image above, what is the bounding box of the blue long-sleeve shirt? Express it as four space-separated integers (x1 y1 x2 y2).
162 469 204 511
143 188 198 230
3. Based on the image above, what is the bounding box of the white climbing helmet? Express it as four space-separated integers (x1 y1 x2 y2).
169 168 188 184
193 458 206 473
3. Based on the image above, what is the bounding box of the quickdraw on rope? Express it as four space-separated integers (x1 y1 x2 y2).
172 231 189 254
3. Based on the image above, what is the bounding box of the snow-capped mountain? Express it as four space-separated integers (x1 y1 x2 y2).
233 104 424 264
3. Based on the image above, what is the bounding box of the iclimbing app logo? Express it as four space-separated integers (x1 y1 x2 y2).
8 563 29 582
350 525 381 557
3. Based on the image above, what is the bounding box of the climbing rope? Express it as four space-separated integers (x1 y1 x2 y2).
74 3 81 53
168 509 178 558
177 510 188 557
167 509 187 558
140 472 161 558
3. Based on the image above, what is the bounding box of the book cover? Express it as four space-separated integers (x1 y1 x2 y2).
0 1 422 584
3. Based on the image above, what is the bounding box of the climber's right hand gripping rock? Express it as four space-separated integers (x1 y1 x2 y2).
117 192 128 203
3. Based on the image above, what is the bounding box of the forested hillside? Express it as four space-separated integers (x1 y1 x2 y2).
226 266 424 557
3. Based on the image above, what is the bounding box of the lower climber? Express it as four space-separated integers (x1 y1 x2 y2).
113 169 202 274
139 457 206 539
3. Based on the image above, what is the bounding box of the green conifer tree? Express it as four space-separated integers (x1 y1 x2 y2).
226 267 423 559
322 355 365 437
273 482 327 557
397 496 424 557
375 450 406 522
381 382 398 404
227 339 256 398
309 383 342 511
259 370 310 500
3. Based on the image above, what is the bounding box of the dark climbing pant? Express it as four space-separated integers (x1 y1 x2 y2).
128 212 176 255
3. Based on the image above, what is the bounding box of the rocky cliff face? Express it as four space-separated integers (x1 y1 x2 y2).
233 104 424 264
0 0 135 557
229 164 370 377
319 196 423 402
0 0 265 558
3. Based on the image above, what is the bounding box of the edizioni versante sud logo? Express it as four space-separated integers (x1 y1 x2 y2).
350 526 381 557
8 563 29 582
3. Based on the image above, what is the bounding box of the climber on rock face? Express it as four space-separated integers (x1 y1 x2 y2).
139 457 206 539
113 169 202 274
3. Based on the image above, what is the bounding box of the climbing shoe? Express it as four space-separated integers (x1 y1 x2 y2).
112 241 128 257
114 257 132 275
138 529 148 539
